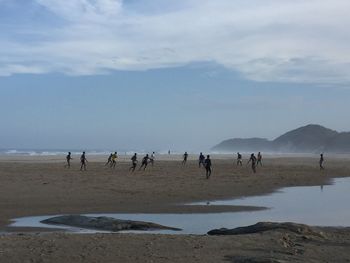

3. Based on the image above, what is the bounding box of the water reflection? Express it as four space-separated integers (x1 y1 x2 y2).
10 177 350 235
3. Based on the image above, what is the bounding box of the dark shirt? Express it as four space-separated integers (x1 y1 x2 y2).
204 158 211 168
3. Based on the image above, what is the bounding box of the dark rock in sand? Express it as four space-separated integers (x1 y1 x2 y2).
207 222 324 237
41 215 181 232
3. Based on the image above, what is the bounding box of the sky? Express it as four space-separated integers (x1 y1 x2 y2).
1 0 350 151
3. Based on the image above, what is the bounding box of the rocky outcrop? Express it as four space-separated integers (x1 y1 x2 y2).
207 222 324 237
41 215 181 232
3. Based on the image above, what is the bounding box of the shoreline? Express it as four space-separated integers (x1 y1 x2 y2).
0 156 347 230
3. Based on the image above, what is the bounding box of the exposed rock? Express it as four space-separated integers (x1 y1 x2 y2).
41 215 181 232
224 255 288 263
207 222 324 238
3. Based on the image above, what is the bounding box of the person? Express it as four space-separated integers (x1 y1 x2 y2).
198 152 205 167
247 153 257 173
111 152 118 169
80 151 87 171
129 153 138 172
257 152 263 166
65 152 72 168
204 155 212 179
105 153 112 166
320 153 325 170
150 152 155 166
168 150 171 155
236 152 242 166
182 152 188 165
139 154 149 170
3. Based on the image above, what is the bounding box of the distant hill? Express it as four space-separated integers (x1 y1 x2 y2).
212 124 350 153
212 138 272 152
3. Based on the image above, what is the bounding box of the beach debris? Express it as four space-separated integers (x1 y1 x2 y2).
41 215 181 232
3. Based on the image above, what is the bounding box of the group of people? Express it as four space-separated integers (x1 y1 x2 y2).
65 151 88 171
129 152 156 172
65 151 325 175
245 152 263 173
105 152 118 168
182 152 212 179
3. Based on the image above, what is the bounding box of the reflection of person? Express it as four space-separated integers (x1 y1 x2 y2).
65 152 72 168
247 153 257 173
80 152 87 171
319 153 325 170
129 153 137 172
182 152 188 165
236 152 242 166
204 155 212 179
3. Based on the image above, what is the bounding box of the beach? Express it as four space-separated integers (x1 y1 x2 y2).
1 154 350 262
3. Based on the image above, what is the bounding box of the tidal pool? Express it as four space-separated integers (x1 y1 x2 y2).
10 177 350 235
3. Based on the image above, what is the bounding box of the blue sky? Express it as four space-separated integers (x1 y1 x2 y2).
1 0 350 151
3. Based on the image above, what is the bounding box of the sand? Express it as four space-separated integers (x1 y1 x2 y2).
0 154 350 262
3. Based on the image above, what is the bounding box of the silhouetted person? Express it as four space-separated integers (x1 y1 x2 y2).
129 153 138 172
80 152 87 171
182 152 188 165
150 152 155 166
320 153 325 170
168 150 171 155
65 152 72 168
105 153 112 166
111 152 118 169
204 155 212 179
139 154 149 170
199 152 205 167
236 152 242 166
247 153 257 173
257 152 263 166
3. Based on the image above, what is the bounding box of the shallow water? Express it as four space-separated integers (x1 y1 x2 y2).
10 177 350 235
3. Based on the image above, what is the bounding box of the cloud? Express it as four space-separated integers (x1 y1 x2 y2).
1 0 350 84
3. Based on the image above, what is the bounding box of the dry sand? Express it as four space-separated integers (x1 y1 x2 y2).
0 154 350 262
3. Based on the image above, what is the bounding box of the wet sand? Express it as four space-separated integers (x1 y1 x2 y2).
0 154 350 262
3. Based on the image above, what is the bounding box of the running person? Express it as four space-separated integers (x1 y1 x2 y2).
319 153 325 170
129 153 138 172
105 153 112 166
110 152 118 169
139 154 149 170
198 152 205 167
236 152 242 166
182 152 188 165
257 152 263 166
150 152 155 166
80 152 87 171
204 155 212 179
65 152 72 168
247 153 257 173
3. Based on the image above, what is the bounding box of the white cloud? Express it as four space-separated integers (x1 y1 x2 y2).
1 0 350 84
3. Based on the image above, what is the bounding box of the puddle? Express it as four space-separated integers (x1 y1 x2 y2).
10 177 350 235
